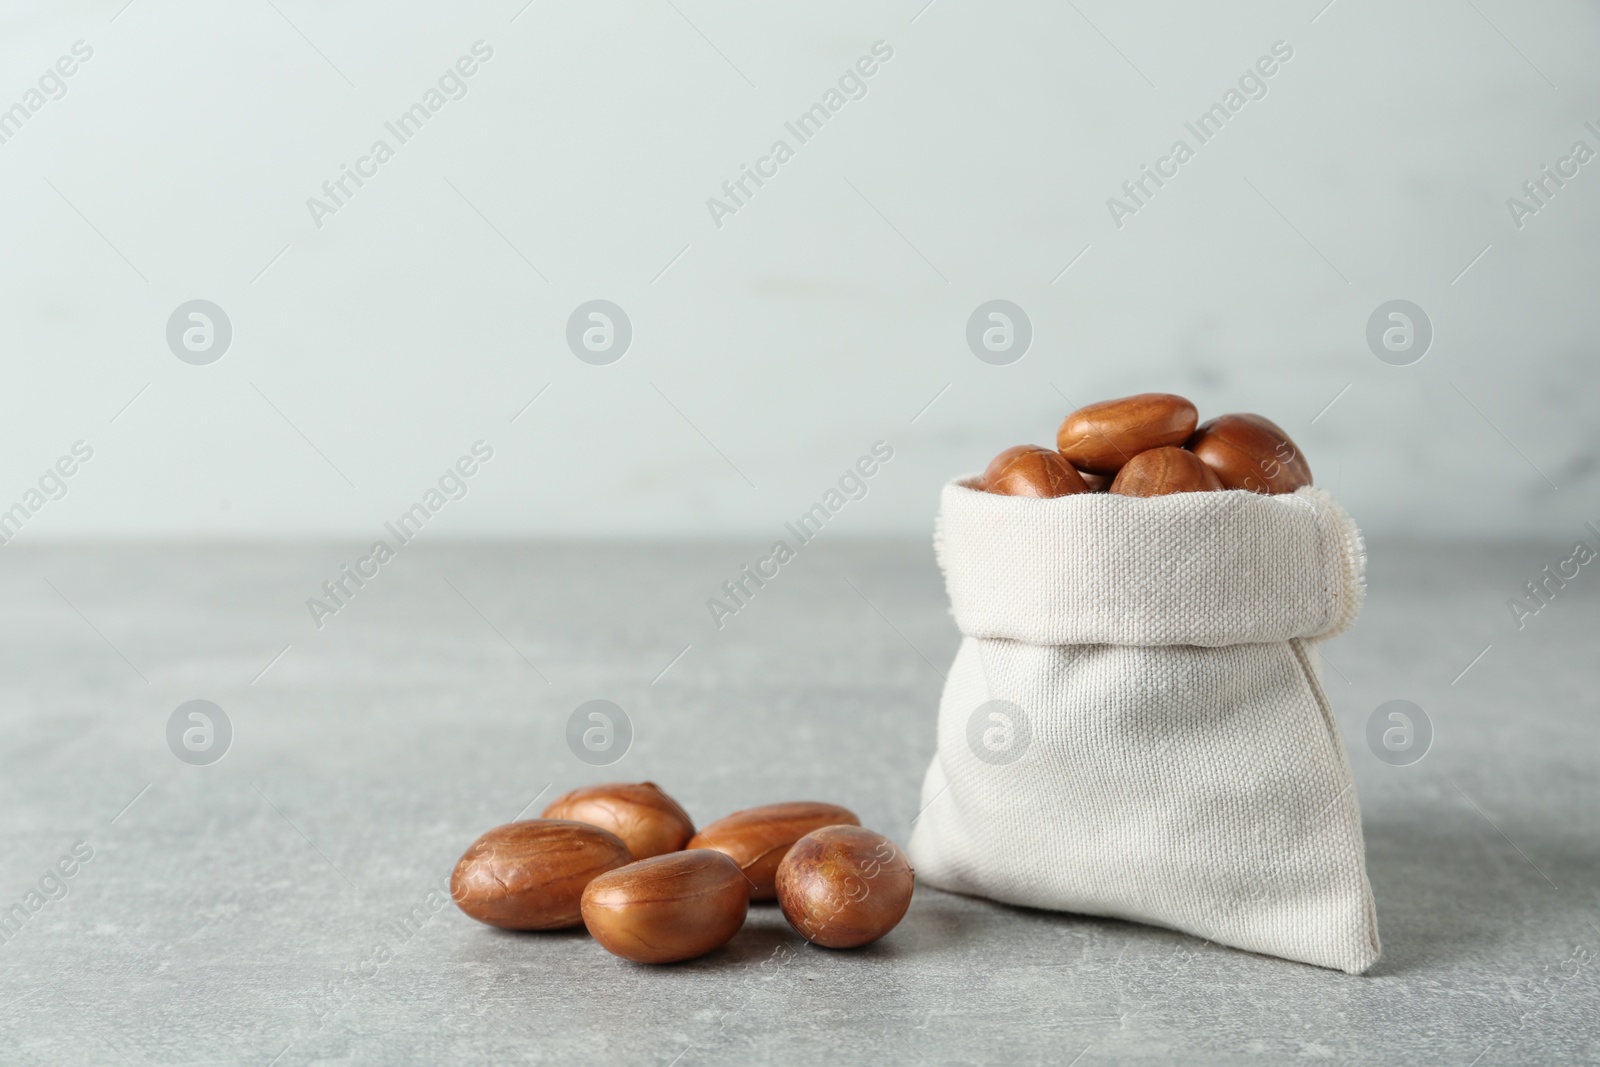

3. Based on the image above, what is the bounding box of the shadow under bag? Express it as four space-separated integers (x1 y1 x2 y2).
907 480 1380 974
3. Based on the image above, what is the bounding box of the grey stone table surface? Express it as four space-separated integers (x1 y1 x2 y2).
0 539 1595 1066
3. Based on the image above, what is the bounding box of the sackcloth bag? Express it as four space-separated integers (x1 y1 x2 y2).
906 477 1380 973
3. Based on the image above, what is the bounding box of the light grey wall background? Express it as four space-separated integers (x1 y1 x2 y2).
2 0 1596 541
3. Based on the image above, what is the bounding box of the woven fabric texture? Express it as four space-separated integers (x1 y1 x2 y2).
935 478 1365 647
908 481 1380 974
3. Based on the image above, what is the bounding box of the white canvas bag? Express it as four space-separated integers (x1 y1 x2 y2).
907 478 1380 973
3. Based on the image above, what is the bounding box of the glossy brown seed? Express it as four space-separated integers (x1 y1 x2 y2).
542 782 695 860
1056 393 1199 474
450 820 632 930
1108 446 1224 497
1079 470 1113 493
979 445 1032 490
1187 413 1313 494
982 445 1090 498
686 802 860 902
775 826 915 949
581 850 750 964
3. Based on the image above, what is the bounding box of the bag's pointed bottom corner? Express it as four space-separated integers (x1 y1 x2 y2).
909 864 1382 976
